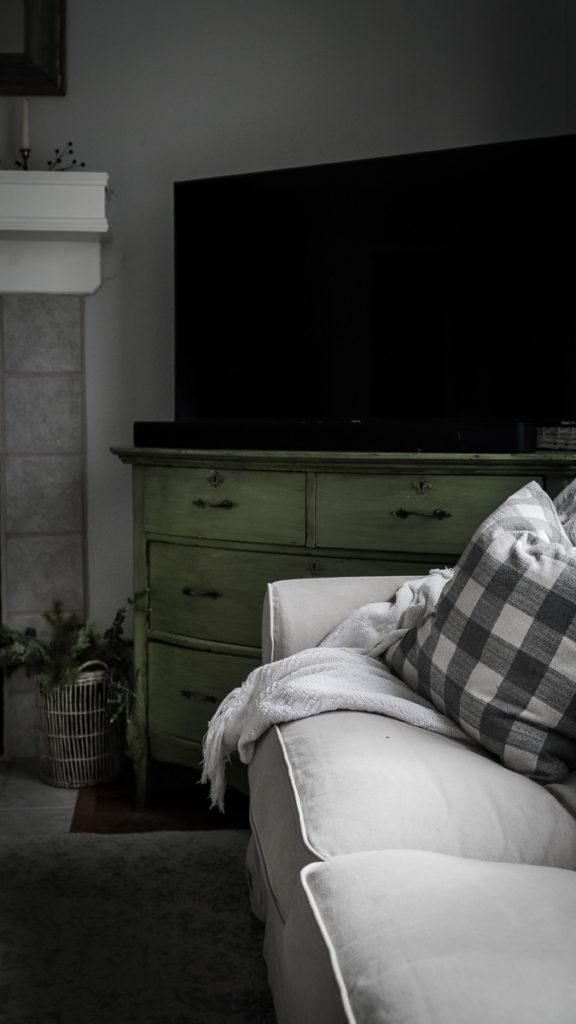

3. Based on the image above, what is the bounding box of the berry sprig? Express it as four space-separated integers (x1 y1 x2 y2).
47 141 86 171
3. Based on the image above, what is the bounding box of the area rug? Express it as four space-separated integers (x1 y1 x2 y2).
0 830 276 1024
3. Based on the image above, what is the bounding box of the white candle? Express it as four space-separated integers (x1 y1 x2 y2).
21 98 30 150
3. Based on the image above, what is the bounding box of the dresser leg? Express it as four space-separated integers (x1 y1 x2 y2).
134 756 151 810
127 714 150 809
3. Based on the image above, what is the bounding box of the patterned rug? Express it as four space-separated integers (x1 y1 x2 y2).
0 830 276 1024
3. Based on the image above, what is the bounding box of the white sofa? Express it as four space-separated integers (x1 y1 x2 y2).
246 576 576 1024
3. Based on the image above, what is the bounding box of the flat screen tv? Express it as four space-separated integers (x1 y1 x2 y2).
135 132 576 452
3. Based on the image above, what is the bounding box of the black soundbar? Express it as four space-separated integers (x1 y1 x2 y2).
133 418 536 454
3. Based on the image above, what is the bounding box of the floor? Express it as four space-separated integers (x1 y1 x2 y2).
0 758 251 834
0 757 78 835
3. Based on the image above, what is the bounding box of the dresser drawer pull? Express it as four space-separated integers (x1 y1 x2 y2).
411 479 432 494
182 586 223 599
192 498 237 510
180 689 220 704
207 470 225 487
391 507 452 520
307 561 325 576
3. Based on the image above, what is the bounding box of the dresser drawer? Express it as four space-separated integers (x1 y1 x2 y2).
149 541 436 647
316 474 539 554
144 466 306 544
147 642 259 745
149 543 289 646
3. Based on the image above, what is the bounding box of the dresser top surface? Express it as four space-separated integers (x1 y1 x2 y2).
111 447 576 473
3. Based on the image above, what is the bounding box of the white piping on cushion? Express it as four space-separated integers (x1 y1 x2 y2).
300 863 357 1024
261 583 276 664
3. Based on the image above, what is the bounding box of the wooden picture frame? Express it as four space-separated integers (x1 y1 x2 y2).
0 0 66 95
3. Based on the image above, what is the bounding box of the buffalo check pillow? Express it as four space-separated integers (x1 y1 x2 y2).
384 481 576 783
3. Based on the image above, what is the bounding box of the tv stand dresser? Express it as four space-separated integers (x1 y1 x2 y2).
113 447 576 804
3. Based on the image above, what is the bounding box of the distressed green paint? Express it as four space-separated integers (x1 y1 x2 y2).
148 642 259 745
148 731 249 793
148 731 204 767
144 465 306 545
131 465 150 806
316 474 539 554
113 447 576 474
149 541 439 648
112 446 576 805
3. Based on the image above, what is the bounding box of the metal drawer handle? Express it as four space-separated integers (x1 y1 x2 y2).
180 689 220 704
192 498 237 510
182 586 223 599
391 507 452 520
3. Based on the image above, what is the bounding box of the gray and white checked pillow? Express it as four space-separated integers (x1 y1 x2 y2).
384 481 576 783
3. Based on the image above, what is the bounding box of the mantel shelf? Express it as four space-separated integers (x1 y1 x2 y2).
0 171 110 294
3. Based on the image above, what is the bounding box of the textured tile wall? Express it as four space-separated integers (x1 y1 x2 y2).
0 295 86 758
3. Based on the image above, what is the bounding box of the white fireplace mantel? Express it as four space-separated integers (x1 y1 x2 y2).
0 171 109 294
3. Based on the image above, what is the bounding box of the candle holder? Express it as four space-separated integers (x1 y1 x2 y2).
15 147 31 170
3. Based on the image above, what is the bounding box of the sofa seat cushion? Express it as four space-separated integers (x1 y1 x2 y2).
248 710 576 921
286 849 576 1024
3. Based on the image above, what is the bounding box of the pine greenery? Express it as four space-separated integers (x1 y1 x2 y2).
0 600 132 706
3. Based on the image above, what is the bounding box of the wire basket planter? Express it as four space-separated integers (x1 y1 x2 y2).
36 661 125 788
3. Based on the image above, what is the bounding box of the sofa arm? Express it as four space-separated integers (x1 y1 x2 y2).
261 575 417 663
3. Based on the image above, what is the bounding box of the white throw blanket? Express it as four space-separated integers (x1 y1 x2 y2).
201 569 468 810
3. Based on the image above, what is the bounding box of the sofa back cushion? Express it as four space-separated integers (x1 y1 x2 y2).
385 481 576 783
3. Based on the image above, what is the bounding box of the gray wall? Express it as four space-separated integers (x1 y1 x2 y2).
0 0 572 626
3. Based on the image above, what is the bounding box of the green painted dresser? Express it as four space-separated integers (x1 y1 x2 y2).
113 447 576 803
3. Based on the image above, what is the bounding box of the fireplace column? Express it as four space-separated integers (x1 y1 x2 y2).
0 170 108 760
0 295 86 756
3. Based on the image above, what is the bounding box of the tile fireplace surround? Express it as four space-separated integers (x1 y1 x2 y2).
0 294 85 756
0 170 108 757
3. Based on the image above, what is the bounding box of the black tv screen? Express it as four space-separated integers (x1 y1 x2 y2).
140 133 576 452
